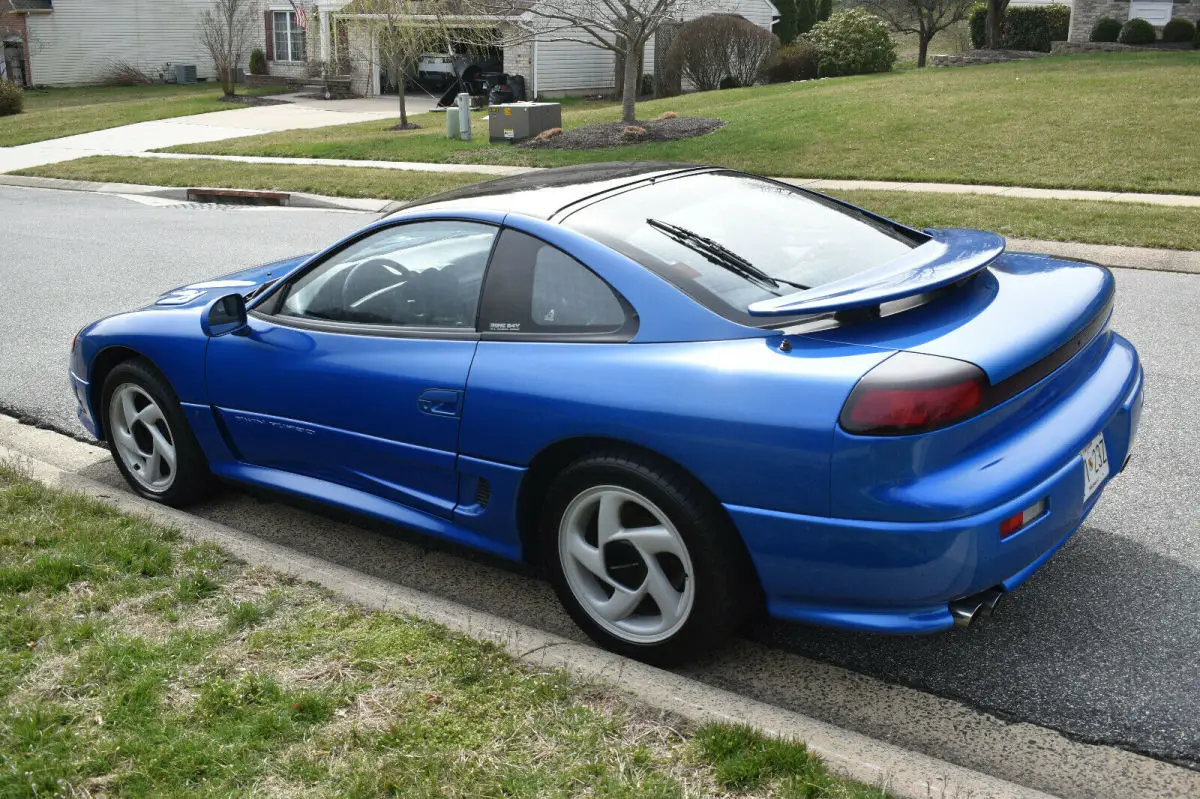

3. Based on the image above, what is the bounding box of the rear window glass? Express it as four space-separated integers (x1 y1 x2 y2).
563 172 925 325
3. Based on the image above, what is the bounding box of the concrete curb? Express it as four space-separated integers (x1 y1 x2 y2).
0 432 1054 799
0 174 394 213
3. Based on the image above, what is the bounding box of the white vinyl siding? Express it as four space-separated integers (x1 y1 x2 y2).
273 10 307 62
24 0 268 86
532 0 778 94
534 36 615 93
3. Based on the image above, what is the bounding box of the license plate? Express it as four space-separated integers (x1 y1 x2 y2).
1082 431 1110 502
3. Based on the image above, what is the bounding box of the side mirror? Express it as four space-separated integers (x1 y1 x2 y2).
202 293 249 337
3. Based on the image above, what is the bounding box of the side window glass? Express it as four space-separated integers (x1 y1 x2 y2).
480 229 630 336
531 245 626 328
278 220 497 329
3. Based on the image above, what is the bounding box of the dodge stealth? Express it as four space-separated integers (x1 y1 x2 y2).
70 164 1143 664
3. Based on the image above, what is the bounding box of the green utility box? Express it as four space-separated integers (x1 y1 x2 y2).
489 102 562 143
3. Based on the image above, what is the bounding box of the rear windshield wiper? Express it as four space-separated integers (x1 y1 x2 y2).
646 218 809 293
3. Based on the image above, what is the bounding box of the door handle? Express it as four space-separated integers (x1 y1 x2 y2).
417 388 462 418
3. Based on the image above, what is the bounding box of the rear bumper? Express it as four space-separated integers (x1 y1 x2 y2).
729 336 1144 634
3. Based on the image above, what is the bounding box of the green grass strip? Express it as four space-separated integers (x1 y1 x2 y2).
0 465 882 798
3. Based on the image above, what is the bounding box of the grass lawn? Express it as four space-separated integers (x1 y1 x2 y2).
13 155 491 201
16 155 1200 250
0 467 883 798
0 84 282 147
831 190 1200 251
165 52 1200 195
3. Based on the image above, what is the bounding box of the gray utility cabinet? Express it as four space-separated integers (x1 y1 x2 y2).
489 102 562 143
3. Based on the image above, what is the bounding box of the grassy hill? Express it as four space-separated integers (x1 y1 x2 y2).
169 52 1200 195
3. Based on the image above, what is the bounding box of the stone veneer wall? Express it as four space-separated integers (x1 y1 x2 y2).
931 49 1051 66
1068 0 1198 42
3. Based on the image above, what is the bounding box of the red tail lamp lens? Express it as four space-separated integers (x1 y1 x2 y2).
1000 499 1047 539
841 352 989 435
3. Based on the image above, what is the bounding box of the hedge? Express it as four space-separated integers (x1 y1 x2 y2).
1089 17 1122 43
1117 17 1156 44
1161 17 1196 43
0 80 22 117
968 3 1071 51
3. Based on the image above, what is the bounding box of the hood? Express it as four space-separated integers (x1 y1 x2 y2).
154 254 311 307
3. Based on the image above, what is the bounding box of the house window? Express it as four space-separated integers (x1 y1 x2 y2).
272 10 306 62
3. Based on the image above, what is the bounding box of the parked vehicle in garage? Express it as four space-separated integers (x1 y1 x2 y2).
69 164 1143 664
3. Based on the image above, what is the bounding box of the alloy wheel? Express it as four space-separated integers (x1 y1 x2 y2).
558 485 695 644
108 383 177 493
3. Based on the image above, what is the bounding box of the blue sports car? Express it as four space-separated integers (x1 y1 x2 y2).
70 164 1143 664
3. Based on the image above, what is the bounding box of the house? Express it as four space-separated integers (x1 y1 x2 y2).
1064 0 1196 40
4 0 778 95
1008 0 1198 41
4 0 246 86
289 0 780 98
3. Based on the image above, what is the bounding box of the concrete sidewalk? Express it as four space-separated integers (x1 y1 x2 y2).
0 97 431 173
128 152 1200 210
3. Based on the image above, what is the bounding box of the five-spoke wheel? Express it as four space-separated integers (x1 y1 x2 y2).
559 485 695 644
543 452 759 665
108 383 177 493
101 358 212 506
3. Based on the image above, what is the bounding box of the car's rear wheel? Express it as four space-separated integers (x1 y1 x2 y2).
102 358 212 507
541 452 757 666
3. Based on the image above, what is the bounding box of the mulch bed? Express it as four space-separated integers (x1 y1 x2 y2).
518 116 724 150
219 95 292 107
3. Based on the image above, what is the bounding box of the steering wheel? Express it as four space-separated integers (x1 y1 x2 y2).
341 258 413 315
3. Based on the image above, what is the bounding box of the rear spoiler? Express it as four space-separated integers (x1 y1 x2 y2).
747 228 1005 317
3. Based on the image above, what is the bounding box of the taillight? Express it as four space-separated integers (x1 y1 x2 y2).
841 352 989 435
1000 499 1047 538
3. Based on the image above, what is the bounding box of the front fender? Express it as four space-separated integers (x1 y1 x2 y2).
76 307 211 435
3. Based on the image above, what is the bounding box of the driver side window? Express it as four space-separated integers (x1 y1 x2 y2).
279 220 497 329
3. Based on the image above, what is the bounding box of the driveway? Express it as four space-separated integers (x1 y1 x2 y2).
0 92 434 174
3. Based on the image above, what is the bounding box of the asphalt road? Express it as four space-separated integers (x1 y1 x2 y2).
2 185 1198 795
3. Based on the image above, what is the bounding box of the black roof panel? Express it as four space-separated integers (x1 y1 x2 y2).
393 162 706 220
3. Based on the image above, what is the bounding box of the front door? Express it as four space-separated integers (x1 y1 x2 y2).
206 219 499 519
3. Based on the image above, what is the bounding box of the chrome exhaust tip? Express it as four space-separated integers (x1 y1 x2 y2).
949 587 1005 628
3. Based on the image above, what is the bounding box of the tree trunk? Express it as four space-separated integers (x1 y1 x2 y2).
224 65 236 97
986 0 1004 48
620 41 640 124
917 33 930 67
399 84 408 128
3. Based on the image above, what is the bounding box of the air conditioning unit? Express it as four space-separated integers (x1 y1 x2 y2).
174 64 198 85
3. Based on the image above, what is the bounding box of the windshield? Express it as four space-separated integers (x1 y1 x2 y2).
563 171 926 325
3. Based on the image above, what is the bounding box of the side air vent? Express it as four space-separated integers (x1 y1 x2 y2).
475 479 491 508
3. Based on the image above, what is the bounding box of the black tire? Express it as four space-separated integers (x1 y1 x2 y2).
101 358 213 507
540 450 759 666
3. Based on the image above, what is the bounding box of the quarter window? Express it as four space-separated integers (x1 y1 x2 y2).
278 221 497 329
479 229 631 337
272 10 306 62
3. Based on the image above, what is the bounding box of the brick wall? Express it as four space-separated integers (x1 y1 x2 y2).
1068 0 1199 42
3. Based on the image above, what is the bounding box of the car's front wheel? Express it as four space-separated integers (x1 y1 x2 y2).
101 358 212 507
541 452 758 666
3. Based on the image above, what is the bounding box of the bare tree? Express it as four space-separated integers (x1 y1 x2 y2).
522 0 703 123
343 0 497 129
858 0 974 66
198 0 257 96
667 14 778 91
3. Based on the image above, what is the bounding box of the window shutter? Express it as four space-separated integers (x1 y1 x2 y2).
264 11 274 61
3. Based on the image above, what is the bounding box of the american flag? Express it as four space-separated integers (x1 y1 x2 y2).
289 0 308 29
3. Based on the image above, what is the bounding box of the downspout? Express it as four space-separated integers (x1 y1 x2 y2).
532 36 538 100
